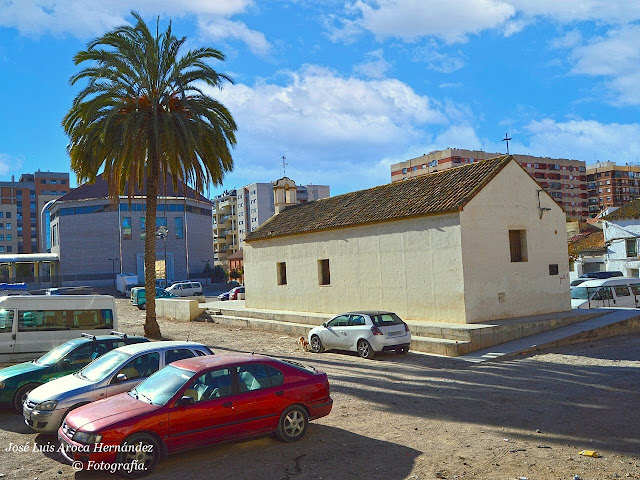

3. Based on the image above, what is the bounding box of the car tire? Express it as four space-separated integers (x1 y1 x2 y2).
275 405 309 443
138 303 146 310
13 383 38 413
357 340 375 359
116 432 161 478
395 347 409 354
310 335 324 353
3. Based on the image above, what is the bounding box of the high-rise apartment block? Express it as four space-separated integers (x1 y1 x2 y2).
212 180 330 263
390 148 588 218
0 171 70 254
586 161 640 215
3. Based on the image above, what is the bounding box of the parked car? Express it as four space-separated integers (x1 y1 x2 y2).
229 286 245 300
133 288 177 310
59 354 332 477
217 290 231 301
0 332 148 412
23 341 212 434
0 295 119 363
308 311 411 359
571 277 640 309
165 281 203 297
571 271 625 287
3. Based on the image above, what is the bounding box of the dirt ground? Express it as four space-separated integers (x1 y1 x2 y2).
0 298 639 480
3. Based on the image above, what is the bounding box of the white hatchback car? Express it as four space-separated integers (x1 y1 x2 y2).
308 311 411 359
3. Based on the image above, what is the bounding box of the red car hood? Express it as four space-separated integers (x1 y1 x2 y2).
66 392 160 432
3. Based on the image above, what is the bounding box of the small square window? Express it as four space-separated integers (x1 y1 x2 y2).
549 264 559 275
626 239 637 257
277 262 287 285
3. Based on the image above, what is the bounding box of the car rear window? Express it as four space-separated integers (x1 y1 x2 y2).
371 313 404 326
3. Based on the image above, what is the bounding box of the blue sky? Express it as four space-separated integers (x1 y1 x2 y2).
1 1 640 196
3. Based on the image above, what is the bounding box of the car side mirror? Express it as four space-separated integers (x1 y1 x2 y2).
322 322 327 328
176 396 194 407
115 373 128 383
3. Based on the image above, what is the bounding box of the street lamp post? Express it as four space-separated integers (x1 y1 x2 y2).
108 257 119 286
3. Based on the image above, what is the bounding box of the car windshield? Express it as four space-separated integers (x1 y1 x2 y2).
371 313 404 326
79 350 130 382
571 287 589 300
130 365 195 405
34 342 78 366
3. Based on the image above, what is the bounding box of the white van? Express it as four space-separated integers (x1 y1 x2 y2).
0 295 118 363
571 278 640 309
165 281 203 297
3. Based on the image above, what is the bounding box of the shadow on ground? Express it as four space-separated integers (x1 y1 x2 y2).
70 425 420 480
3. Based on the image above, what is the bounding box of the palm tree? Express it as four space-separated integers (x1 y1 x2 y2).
63 12 236 338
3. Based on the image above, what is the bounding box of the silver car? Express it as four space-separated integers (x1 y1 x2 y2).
23 341 213 433
308 311 411 359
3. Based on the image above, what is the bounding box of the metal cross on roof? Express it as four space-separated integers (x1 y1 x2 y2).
502 132 512 155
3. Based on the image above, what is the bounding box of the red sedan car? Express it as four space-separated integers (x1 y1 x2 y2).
58 354 332 477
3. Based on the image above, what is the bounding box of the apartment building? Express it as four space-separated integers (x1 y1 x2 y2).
212 180 330 263
390 148 588 219
0 171 70 254
586 161 640 216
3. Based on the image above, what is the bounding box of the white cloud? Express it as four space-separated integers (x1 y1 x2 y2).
198 18 271 56
0 0 253 37
433 125 483 151
523 118 640 163
330 1 640 45
0 153 23 176
202 65 455 192
566 25 640 105
353 49 391 78
348 0 515 43
411 42 465 73
508 0 640 24
550 29 583 50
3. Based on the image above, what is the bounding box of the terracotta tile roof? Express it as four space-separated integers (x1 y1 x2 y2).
58 173 213 204
227 249 243 261
245 155 513 243
602 200 640 221
568 229 605 253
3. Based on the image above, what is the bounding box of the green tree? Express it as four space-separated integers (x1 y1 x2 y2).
63 12 236 338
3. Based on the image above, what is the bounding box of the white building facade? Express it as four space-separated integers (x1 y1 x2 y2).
244 156 570 324
602 204 640 277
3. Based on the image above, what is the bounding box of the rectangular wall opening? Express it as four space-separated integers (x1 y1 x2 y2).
277 262 287 285
509 229 527 262
318 259 330 285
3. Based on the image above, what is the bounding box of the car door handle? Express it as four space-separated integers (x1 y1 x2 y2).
275 390 284 397
341 332 347 335
222 401 233 408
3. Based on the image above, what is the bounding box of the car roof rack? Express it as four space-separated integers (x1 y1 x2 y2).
81 333 97 341
110 330 128 338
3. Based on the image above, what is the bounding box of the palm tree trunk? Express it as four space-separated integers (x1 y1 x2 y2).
144 160 162 339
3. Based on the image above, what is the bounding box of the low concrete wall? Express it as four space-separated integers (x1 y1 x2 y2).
157 298 204 321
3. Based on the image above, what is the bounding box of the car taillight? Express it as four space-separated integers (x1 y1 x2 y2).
371 326 383 335
404 322 410 332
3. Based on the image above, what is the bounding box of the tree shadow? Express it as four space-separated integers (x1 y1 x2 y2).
73 425 421 480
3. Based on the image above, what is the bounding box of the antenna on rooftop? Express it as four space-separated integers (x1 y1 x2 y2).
281 155 288 177
502 132 512 155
